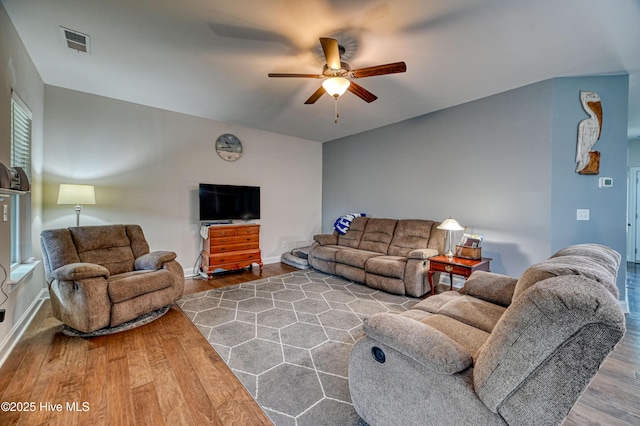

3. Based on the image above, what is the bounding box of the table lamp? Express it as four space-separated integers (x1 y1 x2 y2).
57 184 96 226
437 217 464 258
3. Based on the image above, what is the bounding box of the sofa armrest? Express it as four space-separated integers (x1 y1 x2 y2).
459 270 518 307
408 248 439 260
135 250 177 271
363 313 472 374
52 262 110 281
313 233 338 246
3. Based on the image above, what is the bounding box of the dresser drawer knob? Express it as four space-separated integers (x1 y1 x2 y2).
445 265 454 272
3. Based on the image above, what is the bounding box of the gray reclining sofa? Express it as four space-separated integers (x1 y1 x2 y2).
349 243 625 426
308 217 446 297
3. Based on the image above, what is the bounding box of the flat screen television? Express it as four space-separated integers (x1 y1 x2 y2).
199 183 260 222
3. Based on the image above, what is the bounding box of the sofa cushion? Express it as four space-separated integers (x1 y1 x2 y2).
359 218 398 253
550 243 620 280
387 219 434 257
428 221 447 253
421 314 490 362
459 271 518 307
108 269 173 303
336 248 382 268
135 251 177 270
126 224 151 258
436 296 507 333
399 309 434 322
413 291 463 313
337 216 369 248
336 263 366 284
365 273 406 295
513 255 617 300
310 245 345 262
40 228 81 277
70 225 135 275
365 255 407 279
53 262 110 281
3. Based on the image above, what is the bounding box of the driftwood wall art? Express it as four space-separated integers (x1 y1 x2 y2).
576 90 603 175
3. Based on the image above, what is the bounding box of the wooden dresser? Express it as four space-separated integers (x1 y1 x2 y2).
201 223 263 275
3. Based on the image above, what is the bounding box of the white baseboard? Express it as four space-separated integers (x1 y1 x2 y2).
0 288 49 368
263 256 282 265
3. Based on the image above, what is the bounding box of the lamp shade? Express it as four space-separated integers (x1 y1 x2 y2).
322 77 351 97
437 217 464 231
57 184 96 205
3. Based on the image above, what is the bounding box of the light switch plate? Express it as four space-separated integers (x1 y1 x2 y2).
577 209 590 221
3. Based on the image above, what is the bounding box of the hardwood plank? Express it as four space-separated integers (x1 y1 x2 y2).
144 331 194 425
564 402 635 426
132 383 165 426
21 327 85 425
79 346 108 426
127 328 155 390
106 356 136 425
163 335 219 425
2 261 635 425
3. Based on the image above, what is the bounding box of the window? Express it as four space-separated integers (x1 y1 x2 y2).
10 91 32 266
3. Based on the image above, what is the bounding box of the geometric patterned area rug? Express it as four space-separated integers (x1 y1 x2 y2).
177 269 419 426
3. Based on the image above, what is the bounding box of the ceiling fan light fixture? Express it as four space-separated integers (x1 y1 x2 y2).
322 77 350 97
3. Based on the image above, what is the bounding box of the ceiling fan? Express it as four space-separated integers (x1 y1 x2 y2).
268 37 407 122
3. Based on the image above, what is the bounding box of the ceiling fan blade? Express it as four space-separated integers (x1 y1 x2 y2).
351 62 407 78
348 81 378 103
304 86 326 104
268 73 323 78
319 37 341 70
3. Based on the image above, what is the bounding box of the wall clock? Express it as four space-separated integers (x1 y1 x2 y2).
215 133 243 161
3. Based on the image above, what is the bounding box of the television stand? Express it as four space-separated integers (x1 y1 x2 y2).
201 223 263 276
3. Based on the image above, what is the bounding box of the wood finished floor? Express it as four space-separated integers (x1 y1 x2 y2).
0 262 638 425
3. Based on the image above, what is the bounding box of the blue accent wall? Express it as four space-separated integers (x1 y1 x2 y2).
551 75 629 294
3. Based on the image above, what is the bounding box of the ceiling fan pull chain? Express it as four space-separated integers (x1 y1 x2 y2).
334 95 339 123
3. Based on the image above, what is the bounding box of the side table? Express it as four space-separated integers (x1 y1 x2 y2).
427 255 492 296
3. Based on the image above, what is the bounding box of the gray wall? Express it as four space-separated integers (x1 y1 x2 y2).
0 3 45 362
324 81 554 278
323 75 629 298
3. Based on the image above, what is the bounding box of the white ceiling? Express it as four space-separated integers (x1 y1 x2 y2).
3 0 640 142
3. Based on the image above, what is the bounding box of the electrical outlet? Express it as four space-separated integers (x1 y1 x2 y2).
281 241 288 249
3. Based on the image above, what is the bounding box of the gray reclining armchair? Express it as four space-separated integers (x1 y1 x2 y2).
41 224 184 335
349 244 625 425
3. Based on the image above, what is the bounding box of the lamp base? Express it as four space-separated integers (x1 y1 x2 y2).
75 204 82 227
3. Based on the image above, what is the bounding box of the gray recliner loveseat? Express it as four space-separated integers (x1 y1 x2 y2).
41 224 185 335
308 217 446 297
348 243 625 426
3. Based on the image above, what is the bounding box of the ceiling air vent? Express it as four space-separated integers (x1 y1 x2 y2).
59 26 91 54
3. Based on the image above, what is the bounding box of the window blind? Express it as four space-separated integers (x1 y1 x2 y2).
11 92 32 180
